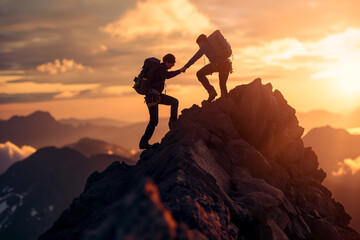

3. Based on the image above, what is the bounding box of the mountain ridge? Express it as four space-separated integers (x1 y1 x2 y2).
64 137 135 160
0 111 168 151
39 79 360 240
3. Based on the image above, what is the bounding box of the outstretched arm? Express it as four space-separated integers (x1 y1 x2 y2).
184 46 206 69
165 69 181 79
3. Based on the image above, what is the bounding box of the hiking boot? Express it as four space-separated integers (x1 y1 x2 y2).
207 88 218 102
221 91 228 98
139 142 159 150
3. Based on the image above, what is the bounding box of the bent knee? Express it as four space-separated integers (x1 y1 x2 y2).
196 70 204 79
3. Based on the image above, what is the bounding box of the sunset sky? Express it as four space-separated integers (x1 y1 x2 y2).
1 0 360 122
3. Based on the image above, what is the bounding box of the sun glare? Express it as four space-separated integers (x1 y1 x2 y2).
332 62 360 96
313 61 360 97
311 29 360 98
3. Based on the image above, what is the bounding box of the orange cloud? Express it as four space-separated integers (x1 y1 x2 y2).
0 82 99 95
101 0 214 41
332 156 360 176
344 157 360 175
36 59 93 75
236 28 360 68
53 91 80 99
0 141 36 173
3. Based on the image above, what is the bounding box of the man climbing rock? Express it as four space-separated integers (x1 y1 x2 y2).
182 31 233 102
139 53 185 150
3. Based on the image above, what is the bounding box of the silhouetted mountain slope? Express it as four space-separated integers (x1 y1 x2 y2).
65 137 135 160
0 111 65 147
303 126 360 231
303 126 360 173
0 141 36 174
0 147 122 240
0 111 168 151
39 79 360 240
0 111 82 148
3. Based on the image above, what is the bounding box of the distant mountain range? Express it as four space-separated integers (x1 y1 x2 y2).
65 137 134 160
4 107 360 151
59 117 129 128
303 126 360 231
0 111 169 151
0 146 133 240
303 126 360 174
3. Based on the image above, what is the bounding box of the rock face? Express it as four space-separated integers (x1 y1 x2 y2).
0 147 131 240
303 126 360 231
39 79 360 240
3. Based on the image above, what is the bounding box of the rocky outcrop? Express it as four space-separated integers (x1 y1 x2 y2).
39 79 360 240
303 126 360 231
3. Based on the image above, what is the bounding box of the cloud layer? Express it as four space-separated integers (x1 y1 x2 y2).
36 59 93 75
0 141 36 174
102 0 213 41
332 156 360 177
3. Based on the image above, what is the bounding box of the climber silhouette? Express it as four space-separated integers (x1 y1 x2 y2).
181 32 232 102
139 53 185 150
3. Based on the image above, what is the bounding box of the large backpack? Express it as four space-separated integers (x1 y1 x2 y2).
133 57 161 95
207 30 232 59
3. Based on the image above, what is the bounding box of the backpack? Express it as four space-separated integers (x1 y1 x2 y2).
207 30 232 59
133 57 161 95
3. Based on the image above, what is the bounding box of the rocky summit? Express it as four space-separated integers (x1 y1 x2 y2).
39 79 360 240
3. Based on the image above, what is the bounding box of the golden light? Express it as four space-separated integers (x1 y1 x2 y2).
332 156 360 176
315 61 360 97
102 0 213 41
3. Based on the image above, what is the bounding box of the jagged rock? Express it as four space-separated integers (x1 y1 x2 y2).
38 79 360 240
83 179 205 240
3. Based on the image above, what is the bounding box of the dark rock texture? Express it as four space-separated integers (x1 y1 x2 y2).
303 126 360 231
39 79 360 240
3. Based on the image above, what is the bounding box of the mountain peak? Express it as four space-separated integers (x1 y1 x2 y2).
29 111 57 122
39 79 360 240
9 111 56 123
171 78 304 162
